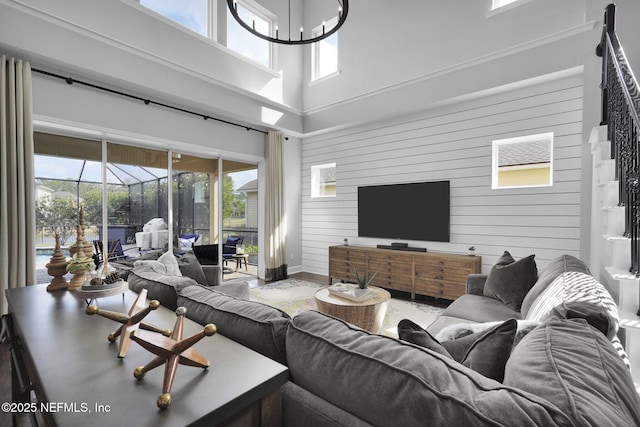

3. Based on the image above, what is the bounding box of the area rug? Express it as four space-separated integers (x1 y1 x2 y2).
250 278 443 337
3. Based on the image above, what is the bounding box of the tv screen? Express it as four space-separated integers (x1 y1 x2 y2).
358 181 450 242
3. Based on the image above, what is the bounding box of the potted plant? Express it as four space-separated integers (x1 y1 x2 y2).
353 267 377 296
66 252 95 290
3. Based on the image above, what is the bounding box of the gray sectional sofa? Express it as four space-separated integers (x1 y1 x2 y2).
125 252 640 426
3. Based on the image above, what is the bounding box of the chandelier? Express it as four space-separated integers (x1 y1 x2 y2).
226 0 348 45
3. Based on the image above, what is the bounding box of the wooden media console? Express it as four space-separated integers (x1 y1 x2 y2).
328 245 481 301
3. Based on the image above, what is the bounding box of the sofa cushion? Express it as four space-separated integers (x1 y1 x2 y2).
547 301 616 339
435 319 538 348
441 318 517 382
287 310 574 427
504 318 640 427
440 294 522 324
176 252 208 286
525 271 619 339
483 251 537 311
176 285 290 365
157 251 181 276
520 254 590 318
127 264 197 310
397 319 453 358
399 318 517 382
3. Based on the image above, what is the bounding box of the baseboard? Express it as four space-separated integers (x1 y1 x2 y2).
287 264 304 275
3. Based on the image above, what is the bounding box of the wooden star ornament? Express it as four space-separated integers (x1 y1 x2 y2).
85 289 171 358
131 306 217 409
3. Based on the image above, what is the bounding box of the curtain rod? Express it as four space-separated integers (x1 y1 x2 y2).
32 67 269 136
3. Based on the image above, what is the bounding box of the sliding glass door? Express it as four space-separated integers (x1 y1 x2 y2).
33 133 220 280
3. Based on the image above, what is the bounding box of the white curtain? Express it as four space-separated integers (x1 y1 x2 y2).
0 56 35 316
264 131 288 282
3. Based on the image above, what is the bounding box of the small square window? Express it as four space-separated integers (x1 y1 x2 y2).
492 132 553 189
311 163 336 198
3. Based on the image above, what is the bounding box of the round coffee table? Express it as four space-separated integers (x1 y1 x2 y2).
314 286 391 333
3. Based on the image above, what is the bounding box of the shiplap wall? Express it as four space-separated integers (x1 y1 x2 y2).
301 74 584 275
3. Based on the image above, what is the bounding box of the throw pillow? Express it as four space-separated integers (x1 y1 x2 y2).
133 260 168 275
548 302 612 336
483 251 537 311
442 319 517 382
398 318 518 382
525 271 619 340
157 251 182 277
397 319 452 358
176 252 208 286
435 319 538 349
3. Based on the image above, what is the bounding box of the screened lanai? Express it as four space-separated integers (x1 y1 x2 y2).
34 132 259 281
34 132 217 252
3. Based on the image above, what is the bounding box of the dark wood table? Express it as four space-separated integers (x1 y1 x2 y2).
6 284 289 427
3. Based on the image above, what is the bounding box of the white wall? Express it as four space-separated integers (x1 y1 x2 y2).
302 73 585 275
0 0 304 134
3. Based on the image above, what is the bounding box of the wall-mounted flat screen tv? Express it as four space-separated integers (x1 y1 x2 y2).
358 181 450 242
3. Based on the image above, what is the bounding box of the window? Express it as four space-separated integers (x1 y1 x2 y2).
492 0 519 9
311 163 336 198
492 132 553 189
34 133 220 272
311 18 339 81
139 0 209 37
226 1 272 68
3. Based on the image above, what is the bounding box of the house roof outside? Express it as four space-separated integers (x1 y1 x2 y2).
237 178 258 193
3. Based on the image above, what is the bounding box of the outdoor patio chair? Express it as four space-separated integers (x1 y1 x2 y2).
92 239 135 267
222 236 244 270
178 233 200 251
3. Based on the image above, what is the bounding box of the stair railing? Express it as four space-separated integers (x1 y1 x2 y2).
596 3 640 278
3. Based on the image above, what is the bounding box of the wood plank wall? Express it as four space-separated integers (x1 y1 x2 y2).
301 74 584 275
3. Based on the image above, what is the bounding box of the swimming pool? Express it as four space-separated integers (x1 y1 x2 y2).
35 248 70 267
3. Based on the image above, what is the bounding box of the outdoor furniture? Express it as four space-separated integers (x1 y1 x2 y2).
135 218 168 250
92 239 135 266
222 236 244 270
178 233 199 251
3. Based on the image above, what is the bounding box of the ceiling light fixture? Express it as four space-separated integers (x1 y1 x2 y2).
227 0 348 45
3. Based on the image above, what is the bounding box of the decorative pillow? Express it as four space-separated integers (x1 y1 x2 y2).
133 260 168 275
176 252 208 286
547 301 615 339
526 271 620 340
398 318 517 382
483 251 537 311
157 251 182 277
436 319 538 349
397 319 452 358
504 318 640 426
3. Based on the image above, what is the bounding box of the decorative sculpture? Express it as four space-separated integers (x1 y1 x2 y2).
131 307 216 409
46 233 69 291
67 206 95 290
85 289 171 358
69 205 93 260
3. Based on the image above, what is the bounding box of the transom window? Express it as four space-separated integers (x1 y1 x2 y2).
134 0 273 69
226 0 272 68
492 0 519 9
311 18 339 81
139 0 209 37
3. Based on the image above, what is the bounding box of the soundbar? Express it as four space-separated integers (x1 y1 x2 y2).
376 244 427 252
